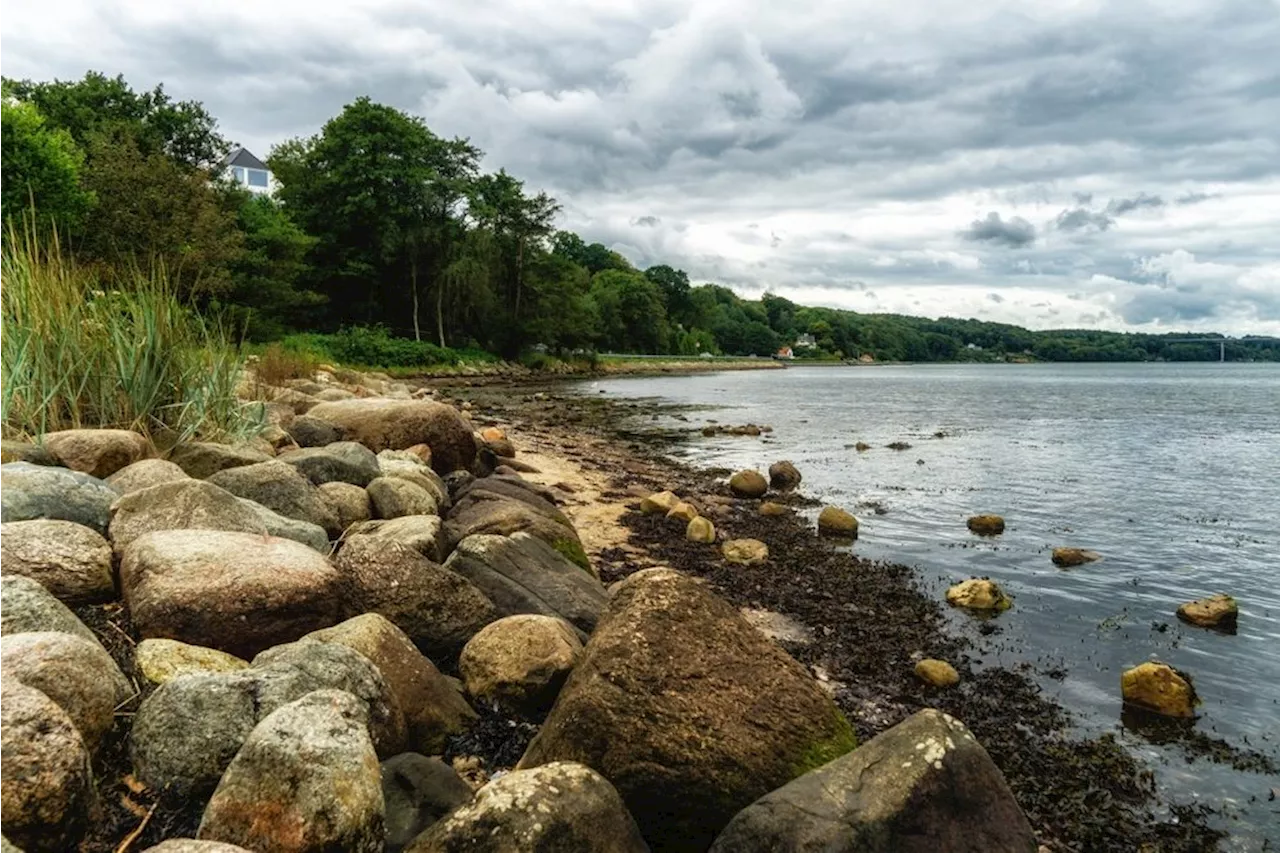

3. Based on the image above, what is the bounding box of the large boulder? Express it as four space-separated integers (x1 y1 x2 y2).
1176 594 1238 631
368 476 439 519
459 615 584 714
106 459 191 495
445 482 587 572
334 535 497 661
198 690 384 853
41 429 153 478
381 754 474 852
307 398 477 474
107 480 267 554
640 491 680 515
0 520 114 603
0 440 56 465
1 462 119 534
0 631 131 751
286 414 347 448
0 680 93 853
348 516 446 564
298 615 477 754
768 461 802 492
518 568 857 851
135 639 249 687
708 709 1037 853
817 506 858 538
277 442 380 487
208 461 341 537
318 482 373 532
120 529 344 658
1121 662 1198 718
237 498 330 552
167 442 272 479
687 516 716 543
377 451 451 510
407 762 647 853
251 640 407 756
0 576 101 647
443 533 607 638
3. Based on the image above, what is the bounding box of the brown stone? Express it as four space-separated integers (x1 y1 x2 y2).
817 506 858 538
1121 662 1197 718
945 579 1012 612
728 470 768 498
41 429 153 478
1052 547 1101 567
966 514 1006 536
914 659 961 687
1176 594 1238 630
459 615 583 715
305 398 477 474
0 520 114 603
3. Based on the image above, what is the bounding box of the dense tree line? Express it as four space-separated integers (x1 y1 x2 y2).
3 72 1277 364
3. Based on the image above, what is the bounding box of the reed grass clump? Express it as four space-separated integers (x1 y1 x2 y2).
1 223 254 441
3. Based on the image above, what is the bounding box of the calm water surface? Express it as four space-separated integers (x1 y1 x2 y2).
575 363 1280 846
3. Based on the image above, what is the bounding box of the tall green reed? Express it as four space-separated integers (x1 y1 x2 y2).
1 222 256 442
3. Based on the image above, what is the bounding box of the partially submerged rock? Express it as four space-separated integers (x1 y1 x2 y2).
407 762 647 853
817 506 858 538
723 538 769 565
459 614 584 715
0 462 119 534
709 709 1036 853
0 679 93 853
1052 547 1101 568
1121 662 1198 718
729 469 768 498
945 579 1012 613
198 690 384 853
121 529 344 658
518 568 856 851
1176 594 1238 631
41 428 153 478
0 520 114 603
967 514 1006 536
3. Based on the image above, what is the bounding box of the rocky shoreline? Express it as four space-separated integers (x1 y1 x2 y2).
0 366 1261 852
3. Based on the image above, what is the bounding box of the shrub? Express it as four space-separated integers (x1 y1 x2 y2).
280 326 461 369
1 223 254 441
253 342 318 386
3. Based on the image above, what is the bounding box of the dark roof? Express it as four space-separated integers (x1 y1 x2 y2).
226 147 269 170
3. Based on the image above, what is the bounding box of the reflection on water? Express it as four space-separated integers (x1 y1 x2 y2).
577 363 1280 846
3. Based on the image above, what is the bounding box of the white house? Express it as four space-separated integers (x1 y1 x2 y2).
224 147 273 194
794 333 817 349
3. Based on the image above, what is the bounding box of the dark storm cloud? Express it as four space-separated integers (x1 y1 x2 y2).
3 0 1278 333
1106 193 1165 215
1054 208 1114 232
961 213 1036 248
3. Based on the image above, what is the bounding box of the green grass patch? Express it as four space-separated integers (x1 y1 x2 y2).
1 223 255 441
276 326 500 370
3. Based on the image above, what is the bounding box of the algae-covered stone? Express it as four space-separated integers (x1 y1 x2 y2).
1121 662 1198 718
407 762 647 853
686 516 716 543
729 470 768 498
640 491 679 515
135 639 249 687
914 659 960 687
768 460 802 492
817 506 858 538
1052 547 1101 567
966 514 1006 536
518 567 856 851
945 579 1012 613
1176 594 1238 631
723 538 769 565
709 709 1036 853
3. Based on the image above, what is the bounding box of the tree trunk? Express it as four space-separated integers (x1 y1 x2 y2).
409 253 419 340
436 280 446 348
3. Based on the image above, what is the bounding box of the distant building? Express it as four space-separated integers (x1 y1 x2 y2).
224 147 273 194
966 342 983 351
794 333 817 349
775 346 794 359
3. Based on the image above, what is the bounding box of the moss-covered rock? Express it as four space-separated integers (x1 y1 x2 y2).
966 514 1005 536
817 506 858 538
518 568 856 852
1176 594 1238 631
1121 662 1198 718
945 579 1012 613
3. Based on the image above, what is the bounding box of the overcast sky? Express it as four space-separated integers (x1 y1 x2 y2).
5 0 1279 334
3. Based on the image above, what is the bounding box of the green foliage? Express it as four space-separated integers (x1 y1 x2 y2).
590 269 670 353
1 224 251 440
1 100 94 230
282 326 461 368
